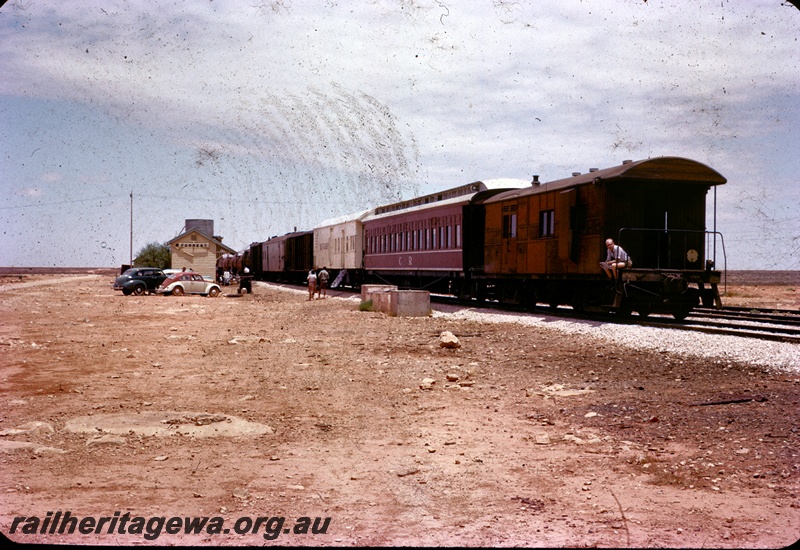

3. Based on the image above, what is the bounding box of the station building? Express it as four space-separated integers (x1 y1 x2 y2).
166 219 236 279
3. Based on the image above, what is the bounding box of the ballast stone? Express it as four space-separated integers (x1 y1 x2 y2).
439 331 461 348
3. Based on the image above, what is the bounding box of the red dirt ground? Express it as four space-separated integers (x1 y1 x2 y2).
0 271 798 547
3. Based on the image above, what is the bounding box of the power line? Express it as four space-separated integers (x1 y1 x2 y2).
0 196 125 210
139 194 358 205
0 194 359 209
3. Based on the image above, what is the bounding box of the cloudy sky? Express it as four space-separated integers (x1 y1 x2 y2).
1 0 798 270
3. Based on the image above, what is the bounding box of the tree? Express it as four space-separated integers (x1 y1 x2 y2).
134 242 171 270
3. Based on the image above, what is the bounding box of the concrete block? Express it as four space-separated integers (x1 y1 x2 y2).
370 290 394 313
361 284 397 302
388 289 431 317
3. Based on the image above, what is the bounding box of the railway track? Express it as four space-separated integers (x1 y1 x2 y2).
430 295 800 344
636 307 800 344
265 282 800 344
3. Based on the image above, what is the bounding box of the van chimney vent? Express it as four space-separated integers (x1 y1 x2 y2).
589 168 598 173
622 159 633 165
531 174 540 186
572 172 581 177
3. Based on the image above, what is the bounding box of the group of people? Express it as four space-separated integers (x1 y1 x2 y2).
306 267 330 300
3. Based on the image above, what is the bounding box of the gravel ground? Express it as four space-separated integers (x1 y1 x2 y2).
432 306 799 373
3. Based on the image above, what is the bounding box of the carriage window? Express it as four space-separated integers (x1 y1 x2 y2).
540 210 555 237
455 224 461 248
502 214 517 238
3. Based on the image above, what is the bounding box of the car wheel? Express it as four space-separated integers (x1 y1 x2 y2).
133 284 146 296
122 289 132 296
208 287 220 297
172 286 184 296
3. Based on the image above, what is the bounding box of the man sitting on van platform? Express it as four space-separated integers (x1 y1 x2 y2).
600 238 632 279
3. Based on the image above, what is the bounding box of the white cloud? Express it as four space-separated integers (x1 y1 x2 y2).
39 172 62 183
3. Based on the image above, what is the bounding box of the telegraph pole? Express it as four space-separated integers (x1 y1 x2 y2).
130 191 133 266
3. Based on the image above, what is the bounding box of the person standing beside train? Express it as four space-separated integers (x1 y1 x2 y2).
317 267 329 299
600 238 632 279
307 269 317 301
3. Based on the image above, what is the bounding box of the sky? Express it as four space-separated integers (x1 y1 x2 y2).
1 0 798 271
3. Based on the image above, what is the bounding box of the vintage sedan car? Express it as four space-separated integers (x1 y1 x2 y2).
113 267 167 296
156 272 221 297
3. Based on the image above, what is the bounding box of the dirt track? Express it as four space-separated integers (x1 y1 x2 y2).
0 273 798 547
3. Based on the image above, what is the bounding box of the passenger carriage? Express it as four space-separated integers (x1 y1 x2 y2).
480 157 727 319
361 180 529 294
312 209 373 288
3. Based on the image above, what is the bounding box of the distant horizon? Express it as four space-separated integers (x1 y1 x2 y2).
1 266 797 282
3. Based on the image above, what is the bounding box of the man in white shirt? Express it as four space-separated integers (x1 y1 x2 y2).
600 238 632 279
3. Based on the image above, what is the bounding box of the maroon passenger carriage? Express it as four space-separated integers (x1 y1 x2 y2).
362 179 529 294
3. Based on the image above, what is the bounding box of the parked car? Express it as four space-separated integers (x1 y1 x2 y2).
113 268 167 296
156 272 221 297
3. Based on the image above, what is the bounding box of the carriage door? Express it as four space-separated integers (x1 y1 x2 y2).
329 226 340 269
643 187 706 270
557 189 577 265
500 202 518 273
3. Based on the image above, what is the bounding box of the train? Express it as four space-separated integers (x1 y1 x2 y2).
218 156 727 320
